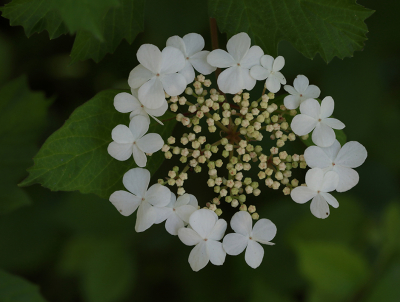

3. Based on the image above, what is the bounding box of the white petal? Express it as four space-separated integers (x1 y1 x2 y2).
129 115 149 140
145 100 168 117
227 32 251 62
300 98 320 119
335 141 367 168
230 211 252 236
188 194 198 208
207 240 226 266
306 168 324 191
293 75 309 93
274 71 286 84
304 146 332 168
107 142 132 161
207 49 235 68
128 107 146 121
128 64 153 89
145 183 171 207
175 194 190 207
135 201 157 232
122 168 150 197
242 69 257 91
334 165 359 192
291 114 317 136
179 61 195 84
240 45 263 69
322 140 342 161
323 118 345 130
175 205 197 223
312 122 336 147
178 227 202 246
166 35 186 56
160 73 187 96
165 213 185 235
189 51 216 75
153 206 173 224
320 170 339 192
111 125 134 143
183 33 204 57
137 44 162 74
217 66 244 94
138 77 165 109
320 192 339 208
132 144 147 167
266 76 281 93
304 84 321 99
208 219 227 241
114 92 139 113
260 55 274 70
310 194 330 219
188 241 209 272
320 96 334 119
245 240 264 269
284 95 301 110
189 209 217 239
109 191 141 216
136 133 163 154
251 219 277 244
223 233 249 255
160 46 186 74
250 65 269 80
284 84 298 96
272 56 285 71
291 186 317 204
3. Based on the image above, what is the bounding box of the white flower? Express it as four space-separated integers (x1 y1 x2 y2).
291 168 339 219
207 32 263 94
128 44 186 109
283 75 321 109
114 90 167 125
154 193 198 235
107 115 163 166
250 55 286 93
178 209 227 271
166 33 216 84
291 97 345 147
304 140 367 192
109 168 170 232
222 211 276 269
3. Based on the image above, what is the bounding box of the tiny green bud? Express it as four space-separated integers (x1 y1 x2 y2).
244 177 252 185
230 156 238 164
251 181 259 189
222 103 230 110
215 159 223 167
211 146 219 153
254 145 262 153
271 115 279 123
238 195 246 203
235 118 242 125
208 161 215 169
173 166 179 173
194 166 202 173
292 162 299 168
215 208 223 216
214 186 221 193
222 150 229 158
251 101 258 108
225 196 233 203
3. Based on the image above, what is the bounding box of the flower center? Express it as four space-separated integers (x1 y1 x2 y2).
318 118 322 122
141 105 144 108
204 238 208 241
186 57 189 60
156 73 160 77
332 162 336 166
300 94 303 97
249 237 252 240
141 198 145 201
237 63 240 66
317 190 320 193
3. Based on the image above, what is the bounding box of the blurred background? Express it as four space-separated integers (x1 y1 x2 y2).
0 0 399 301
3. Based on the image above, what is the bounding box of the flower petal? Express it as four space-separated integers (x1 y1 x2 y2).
284 95 301 110
335 141 367 168
217 66 244 94
166 35 186 56
165 213 185 235
178 227 202 246
188 241 209 271
175 194 190 207
245 240 264 269
137 44 162 74
112 125 134 143
189 51 216 75
323 118 345 130
188 194 198 208
291 186 317 204
109 190 141 216
153 206 173 224
135 201 157 232
320 192 339 208
132 144 147 167
145 99 168 117
300 98 320 119
122 168 150 197
138 77 165 109
251 219 277 244
266 76 281 93
160 46 186 74
306 168 324 191
250 65 269 81
304 84 321 99
175 205 197 223
208 219 227 241
304 145 332 168
322 139 342 161
207 49 235 68
274 71 286 85
293 75 309 93
160 73 187 96
227 32 250 62
207 240 226 266
128 64 153 89
260 55 274 70
183 33 204 57
107 142 132 161
312 122 336 147
320 96 334 119
334 165 359 192
272 56 285 71
136 133 164 154
189 209 217 239
179 60 195 84
320 170 339 192
114 92 140 113
240 45 263 69
129 115 149 140
284 84 298 96
291 114 317 136
145 183 171 207
310 194 330 219
242 69 257 91
231 211 252 236
223 233 249 255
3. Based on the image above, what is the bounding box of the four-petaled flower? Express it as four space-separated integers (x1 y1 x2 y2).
283 75 321 109
250 55 286 93
304 140 367 192
178 209 227 271
223 211 276 268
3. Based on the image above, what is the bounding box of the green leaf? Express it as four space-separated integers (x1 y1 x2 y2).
209 0 374 62
70 0 145 63
0 76 51 214
295 241 369 300
382 201 400 250
0 269 47 302
20 90 177 199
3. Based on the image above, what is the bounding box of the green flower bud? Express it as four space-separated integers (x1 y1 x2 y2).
208 161 215 169
225 196 233 203
214 186 221 193
194 166 202 173
180 156 187 163
244 177 252 185
211 146 219 153
215 208 223 216
254 145 262 153
231 188 239 195
215 159 223 167
238 195 246 203
251 181 259 189
230 156 238 164
173 166 179 173
235 118 242 125
292 162 299 168
222 150 229 158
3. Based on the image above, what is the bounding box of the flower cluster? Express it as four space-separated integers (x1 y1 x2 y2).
106 32 367 271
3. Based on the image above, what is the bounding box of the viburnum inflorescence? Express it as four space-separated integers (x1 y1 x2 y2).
107 32 368 271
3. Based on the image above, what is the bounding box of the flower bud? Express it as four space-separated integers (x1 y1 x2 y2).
231 199 239 207
177 187 185 195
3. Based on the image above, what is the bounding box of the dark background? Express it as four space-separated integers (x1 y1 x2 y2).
0 0 399 301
